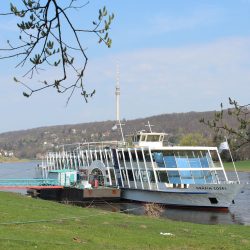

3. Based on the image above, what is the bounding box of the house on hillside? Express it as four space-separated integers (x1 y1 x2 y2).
0 150 14 157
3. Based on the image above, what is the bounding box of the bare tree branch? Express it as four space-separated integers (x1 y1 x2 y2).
0 0 114 104
200 98 250 149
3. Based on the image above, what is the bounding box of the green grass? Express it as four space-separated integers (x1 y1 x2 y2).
0 192 249 249
223 160 250 172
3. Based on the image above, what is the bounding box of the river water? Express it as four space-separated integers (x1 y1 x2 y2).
0 161 249 225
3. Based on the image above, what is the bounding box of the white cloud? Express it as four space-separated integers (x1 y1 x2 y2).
1 36 250 132
85 37 250 119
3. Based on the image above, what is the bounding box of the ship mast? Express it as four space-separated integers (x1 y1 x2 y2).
145 121 154 133
115 64 120 122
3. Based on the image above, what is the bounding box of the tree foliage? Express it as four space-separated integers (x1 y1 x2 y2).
200 98 250 149
179 133 212 146
0 0 114 103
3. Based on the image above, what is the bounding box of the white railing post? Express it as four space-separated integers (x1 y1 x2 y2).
142 148 152 190
122 148 131 188
149 148 159 190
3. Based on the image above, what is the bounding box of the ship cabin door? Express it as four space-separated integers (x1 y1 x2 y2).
90 168 104 187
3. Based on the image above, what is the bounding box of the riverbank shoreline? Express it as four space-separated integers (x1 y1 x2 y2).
0 191 249 249
0 158 34 164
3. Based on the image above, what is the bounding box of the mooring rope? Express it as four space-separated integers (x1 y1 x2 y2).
0 213 106 225
0 203 142 226
0 237 70 245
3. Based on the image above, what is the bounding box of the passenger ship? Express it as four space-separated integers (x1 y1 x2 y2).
38 128 243 209
38 79 243 209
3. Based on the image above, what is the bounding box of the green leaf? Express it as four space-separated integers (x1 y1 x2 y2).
47 41 54 49
23 92 30 98
54 59 61 66
98 9 102 20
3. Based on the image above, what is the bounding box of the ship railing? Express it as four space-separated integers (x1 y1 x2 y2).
0 178 59 187
52 141 127 152
78 141 128 151
44 141 129 158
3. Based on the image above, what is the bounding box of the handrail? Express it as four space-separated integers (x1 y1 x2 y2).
0 179 59 186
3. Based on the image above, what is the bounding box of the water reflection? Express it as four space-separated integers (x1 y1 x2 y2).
84 171 250 225
87 200 248 225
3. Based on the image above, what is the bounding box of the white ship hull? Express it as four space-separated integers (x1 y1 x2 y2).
121 183 244 208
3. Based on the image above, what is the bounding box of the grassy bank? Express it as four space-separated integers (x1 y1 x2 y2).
0 192 249 249
223 160 250 172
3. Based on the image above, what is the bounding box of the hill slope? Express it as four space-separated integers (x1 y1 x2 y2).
0 110 242 159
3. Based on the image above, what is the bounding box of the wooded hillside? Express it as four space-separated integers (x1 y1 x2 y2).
0 110 248 160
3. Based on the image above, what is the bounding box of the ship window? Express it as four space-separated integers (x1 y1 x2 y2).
108 152 112 162
133 170 138 181
157 171 169 183
123 151 130 161
148 170 156 183
136 151 144 161
118 152 123 160
147 135 160 142
97 152 101 160
141 135 146 141
109 169 116 181
209 197 218 204
121 170 127 181
127 170 134 181
101 152 106 160
131 151 137 161
144 151 151 162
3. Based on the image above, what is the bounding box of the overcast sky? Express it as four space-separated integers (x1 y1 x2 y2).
0 0 250 133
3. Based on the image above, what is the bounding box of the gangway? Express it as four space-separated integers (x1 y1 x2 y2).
0 179 63 190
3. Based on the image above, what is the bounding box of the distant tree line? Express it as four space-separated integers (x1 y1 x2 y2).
0 111 249 161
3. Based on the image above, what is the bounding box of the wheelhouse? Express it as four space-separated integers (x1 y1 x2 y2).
127 131 165 148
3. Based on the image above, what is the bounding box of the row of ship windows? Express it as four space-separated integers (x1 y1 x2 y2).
117 150 217 163
118 169 215 185
48 150 216 170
